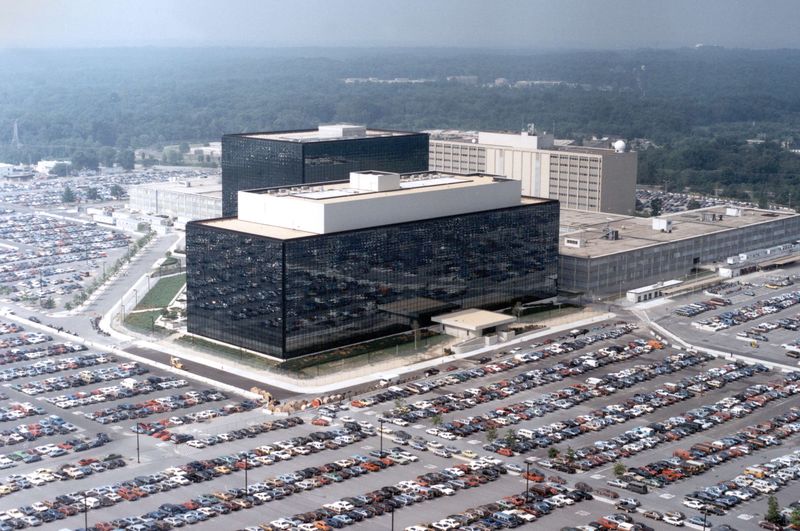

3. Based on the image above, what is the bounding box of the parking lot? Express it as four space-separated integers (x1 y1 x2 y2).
0 167 218 313
0 313 792 530
0 209 131 310
651 266 800 368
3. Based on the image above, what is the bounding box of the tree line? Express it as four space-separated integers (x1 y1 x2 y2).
2 47 800 201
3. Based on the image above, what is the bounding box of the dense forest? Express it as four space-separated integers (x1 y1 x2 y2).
2 47 800 205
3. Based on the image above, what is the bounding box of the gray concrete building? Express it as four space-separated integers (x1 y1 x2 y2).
428 130 638 215
558 206 800 297
128 177 222 222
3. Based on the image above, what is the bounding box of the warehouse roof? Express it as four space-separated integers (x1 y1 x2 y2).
559 206 800 259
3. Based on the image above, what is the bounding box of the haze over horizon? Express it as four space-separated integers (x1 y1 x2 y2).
1 0 799 50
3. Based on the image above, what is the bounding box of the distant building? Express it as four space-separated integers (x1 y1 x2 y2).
0 163 34 179
558 206 800 296
429 130 637 215
191 142 222 164
128 177 222 222
35 160 70 175
221 124 429 216
187 171 559 359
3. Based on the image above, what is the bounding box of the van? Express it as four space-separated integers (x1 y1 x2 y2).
517 429 535 440
625 481 648 494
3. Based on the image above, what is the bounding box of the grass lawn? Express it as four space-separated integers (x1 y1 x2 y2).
124 309 164 334
176 336 278 370
135 274 185 310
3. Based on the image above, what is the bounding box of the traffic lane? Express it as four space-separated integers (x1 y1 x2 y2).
122 344 296 400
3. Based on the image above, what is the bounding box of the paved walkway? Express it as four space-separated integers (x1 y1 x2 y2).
100 303 617 395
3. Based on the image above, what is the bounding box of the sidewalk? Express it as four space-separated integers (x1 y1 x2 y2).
101 304 617 395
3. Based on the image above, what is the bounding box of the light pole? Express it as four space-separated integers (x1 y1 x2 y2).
525 462 530 501
379 419 385 455
244 453 248 496
135 423 141 463
390 506 394 531
83 491 88 530
701 506 708 531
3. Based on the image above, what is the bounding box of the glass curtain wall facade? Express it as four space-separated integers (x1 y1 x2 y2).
187 200 559 359
221 132 429 216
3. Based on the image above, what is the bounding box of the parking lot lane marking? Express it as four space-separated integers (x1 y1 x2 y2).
738 514 753 520
363 410 375 416
590 474 605 480
111 426 123 431
413 424 425 429
361 445 373 450
424 464 438 469
467 439 481 445
659 493 674 499
576 510 591 516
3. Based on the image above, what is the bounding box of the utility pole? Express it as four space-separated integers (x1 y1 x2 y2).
244 453 248 495
525 462 530 501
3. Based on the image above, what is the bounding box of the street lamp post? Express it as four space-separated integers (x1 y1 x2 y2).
244 453 248 496
379 419 385 455
83 491 88 530
135 423 141 463
390 506 394 531
525 462 530 501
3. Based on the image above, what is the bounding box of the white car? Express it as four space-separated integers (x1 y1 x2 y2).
186 440 206 448
663 515 684 526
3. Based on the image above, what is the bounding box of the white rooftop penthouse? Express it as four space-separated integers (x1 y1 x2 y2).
235 170 525 236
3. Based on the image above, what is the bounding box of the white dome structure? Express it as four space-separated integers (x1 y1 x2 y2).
613 140 626 153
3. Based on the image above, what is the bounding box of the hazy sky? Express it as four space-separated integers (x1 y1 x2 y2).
1 0 799 49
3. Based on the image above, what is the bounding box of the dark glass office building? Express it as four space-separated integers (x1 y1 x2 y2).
187 199 559 359
221 127 429 215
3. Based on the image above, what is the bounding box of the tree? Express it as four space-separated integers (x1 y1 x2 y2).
650 197 662 217
512 301 524 318
85 187 99 200
565 446 576 463
40 297 55 309
50 162 70 177
613 462 626 478
178 142 191 154
62 185 76 203
110 184 125 198
766 495 782 524
163 149 183 165
118 149 136 170
99 146 117 167
504 429 517 448
394 397 407 412
431 413 443 428
485 426 497 444
686 199 701 210
791 508 800 528
71 149 99 171
547 447 560 459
